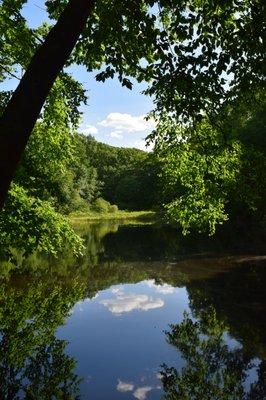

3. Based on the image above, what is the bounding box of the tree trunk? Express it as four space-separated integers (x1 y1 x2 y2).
0 0 95 207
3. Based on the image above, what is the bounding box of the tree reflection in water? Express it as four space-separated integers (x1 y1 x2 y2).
1 222 265 399
161 307 266 400
0 280 84 399
1 337 80 399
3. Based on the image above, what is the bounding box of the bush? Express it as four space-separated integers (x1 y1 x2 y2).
108 204 118 213
91 198 110 213
91 198 119 213
0 184 84 259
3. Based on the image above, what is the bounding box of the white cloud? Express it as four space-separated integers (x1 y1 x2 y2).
144 280 175 295
116 377 161 399
100 290 164 315
133 386 152 400
82 124 98 136
98 113 155 133
109 131 123 139
117 380 134 392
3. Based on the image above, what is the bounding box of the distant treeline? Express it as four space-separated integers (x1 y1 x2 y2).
15 125 161 215
79 135 161 211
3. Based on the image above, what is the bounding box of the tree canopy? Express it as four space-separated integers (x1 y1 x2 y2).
155 92 266 233
1 0 265 198
0 0 265 256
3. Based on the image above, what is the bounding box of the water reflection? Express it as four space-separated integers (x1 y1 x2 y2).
144 280 175 295
0 221 265 399
100 286 164 315
116 380 160 400
1 336 80 399
161 307 266 400
0 280 84 399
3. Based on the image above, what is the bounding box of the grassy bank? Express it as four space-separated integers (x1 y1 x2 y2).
68 210 156 224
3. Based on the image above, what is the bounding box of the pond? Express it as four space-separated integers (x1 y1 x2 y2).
1 221 266 399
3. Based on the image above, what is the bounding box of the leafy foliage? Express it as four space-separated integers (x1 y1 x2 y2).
156 120 242 234
155 91 266 234
0 184 84 258
45 0 265 123
84 136 160 210
91 197 115 213
0 0 35 81
46 0 265 231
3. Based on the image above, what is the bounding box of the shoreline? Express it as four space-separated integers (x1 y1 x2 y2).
68 210 156 224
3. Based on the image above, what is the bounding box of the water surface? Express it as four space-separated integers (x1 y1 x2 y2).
1 222 265 399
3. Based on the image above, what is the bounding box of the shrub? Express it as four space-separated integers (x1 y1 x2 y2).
91 198 110 213
0 184 84 259
108 204 118 213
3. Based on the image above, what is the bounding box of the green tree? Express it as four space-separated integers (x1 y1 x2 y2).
71 133 101 208
156 119 243 234
155 90 266 234
0 184 84 260
0 13 104 256
84 136 160 210
0 0 265 206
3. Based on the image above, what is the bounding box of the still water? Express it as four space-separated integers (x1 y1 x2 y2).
1 221 266 399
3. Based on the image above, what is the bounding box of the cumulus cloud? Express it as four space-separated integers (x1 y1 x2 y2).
82 124 98 135
133 386 153 400
144 280 175 295
116 378 161 399
117 380 134 392
100 289 164 315
108 131 123 139
98 113 155 133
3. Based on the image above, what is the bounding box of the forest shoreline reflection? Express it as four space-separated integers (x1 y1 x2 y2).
0 280 84 399
0 222 265 399
161 307 266 400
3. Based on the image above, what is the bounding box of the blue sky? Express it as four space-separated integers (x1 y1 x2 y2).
2 0 155 150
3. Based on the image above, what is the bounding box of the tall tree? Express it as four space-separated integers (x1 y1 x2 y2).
0 0 95 206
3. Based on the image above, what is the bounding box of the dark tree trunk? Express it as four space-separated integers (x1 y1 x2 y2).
0 0 95 207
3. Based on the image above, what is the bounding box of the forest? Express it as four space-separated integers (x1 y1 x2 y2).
0 0 265 262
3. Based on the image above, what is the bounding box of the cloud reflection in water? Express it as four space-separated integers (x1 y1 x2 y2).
100 287 164 315
144 280 175 295
116 379 157 400
117 379 134 392
133 386 153 400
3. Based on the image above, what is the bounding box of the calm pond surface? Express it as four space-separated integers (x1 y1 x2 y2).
1 221 266 399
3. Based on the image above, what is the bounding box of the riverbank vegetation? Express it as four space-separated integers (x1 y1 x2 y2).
69 209 155 223
0 1 265 261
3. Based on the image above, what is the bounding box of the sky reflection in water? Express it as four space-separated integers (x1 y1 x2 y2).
1 222 265 399
57 280 189 399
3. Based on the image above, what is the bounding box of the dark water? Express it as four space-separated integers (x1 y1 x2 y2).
1 221 266 399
